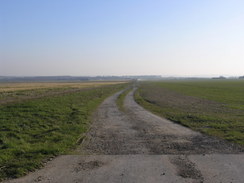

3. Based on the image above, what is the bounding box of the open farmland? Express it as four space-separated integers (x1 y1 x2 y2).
135 80 244 145
0 82 127 92
0 82 128 180
2 82 244 183
0 81 127 105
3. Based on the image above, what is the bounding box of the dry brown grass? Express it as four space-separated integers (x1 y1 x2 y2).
0 81 127 92
0 81 129 105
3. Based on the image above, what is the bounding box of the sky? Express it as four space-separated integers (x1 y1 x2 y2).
1 0 244 77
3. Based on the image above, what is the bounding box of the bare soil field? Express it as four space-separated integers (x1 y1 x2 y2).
4 88 243 183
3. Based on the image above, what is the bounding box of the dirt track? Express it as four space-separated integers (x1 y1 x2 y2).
4 88 244 183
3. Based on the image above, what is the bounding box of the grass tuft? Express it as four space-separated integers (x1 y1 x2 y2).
116 87 132 111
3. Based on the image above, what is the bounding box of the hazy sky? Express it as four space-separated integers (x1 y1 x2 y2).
1 0 244 76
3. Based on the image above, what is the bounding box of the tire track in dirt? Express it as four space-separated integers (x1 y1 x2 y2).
77 90 150 155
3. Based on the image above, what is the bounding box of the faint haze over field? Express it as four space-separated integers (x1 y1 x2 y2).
1 0 244 77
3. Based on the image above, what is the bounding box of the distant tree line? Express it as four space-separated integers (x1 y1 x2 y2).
211 76 244 79
0 75 162 82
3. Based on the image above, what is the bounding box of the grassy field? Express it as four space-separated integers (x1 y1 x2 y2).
0 82 127 181
135 80 244 145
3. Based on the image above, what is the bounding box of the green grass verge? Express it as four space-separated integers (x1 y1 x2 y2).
116 87 132 111
135 80 244 146
0 84 126 181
